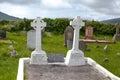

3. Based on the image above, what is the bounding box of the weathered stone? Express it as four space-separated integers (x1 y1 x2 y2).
85 26 94 39
66 40 73 48
64 26 74 47
0 30 6 39
8 45 14 50
113 23 120 41
103 58 109 62
104 45 108 52
27 29 44 50
79 41 87 51
9 50 18 57
27 30 36 50
48 54 64 62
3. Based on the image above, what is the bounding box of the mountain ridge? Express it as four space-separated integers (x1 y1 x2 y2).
0 11 21 21
101 17 120 24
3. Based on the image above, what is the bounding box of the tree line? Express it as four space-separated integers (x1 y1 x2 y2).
0 18 115 35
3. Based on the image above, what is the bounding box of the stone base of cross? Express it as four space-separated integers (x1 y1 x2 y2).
65 16 85 66
65 49 85 66
30 50 47 64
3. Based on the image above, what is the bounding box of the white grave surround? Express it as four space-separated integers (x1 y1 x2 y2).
17 57 120 80
65 16 85 66
30 17 47 65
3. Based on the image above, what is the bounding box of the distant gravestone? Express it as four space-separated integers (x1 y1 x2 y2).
64 26 74 47
27 30 36 50
9 50 18 57
113 23 120 41
48 54 64 62
79 41 87 51
104 45 108 52
27 30 44 50
85 26 94 39
0 30 6 39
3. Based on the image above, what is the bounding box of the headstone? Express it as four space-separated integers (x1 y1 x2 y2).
79 41 87 51
27 30 36 50
64 26 74 47
9 50 18 57
113 23 120 41
8 45 14 50
47 54 64 62
30 17 47 65
0 30 6 39
27 29 44 50
103 58 109 62
65 16 85 66
85 26 94 39
104 45 108 52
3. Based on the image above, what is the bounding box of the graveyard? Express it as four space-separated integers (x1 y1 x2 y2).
0 17 120 80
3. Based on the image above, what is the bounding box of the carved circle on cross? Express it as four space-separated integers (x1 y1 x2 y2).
70 16 85 29
31 17 46 30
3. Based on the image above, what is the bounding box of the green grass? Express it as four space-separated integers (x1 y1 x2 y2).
0 32 120 80
85 42 120 77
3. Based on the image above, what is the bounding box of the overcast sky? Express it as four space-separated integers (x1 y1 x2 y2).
0 0 120 20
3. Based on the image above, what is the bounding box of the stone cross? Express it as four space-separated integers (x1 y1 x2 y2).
65 16 85 66
70 16 85 50
31 17 46 52
30 17 47 65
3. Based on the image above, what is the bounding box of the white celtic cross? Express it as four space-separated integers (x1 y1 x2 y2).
70 16 85 50
31 17 46 52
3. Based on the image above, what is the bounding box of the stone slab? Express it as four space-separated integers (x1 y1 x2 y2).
25 62 111 80
47 54 64 62
17 58 120 80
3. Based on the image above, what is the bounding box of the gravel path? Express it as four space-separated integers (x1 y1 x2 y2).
25 62 110 80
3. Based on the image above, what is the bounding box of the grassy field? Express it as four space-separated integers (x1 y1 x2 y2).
0 32 120 80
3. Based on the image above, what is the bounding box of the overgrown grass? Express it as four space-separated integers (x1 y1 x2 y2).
0 32 120 80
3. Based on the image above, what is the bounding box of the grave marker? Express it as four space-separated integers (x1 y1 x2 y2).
65 16 85 66
85 26 94 39
27 30 36 50
113 23 120 41
48 54 64 62
64 26 74 48
0 30 6 39
30 17 47 65
27 30 44 50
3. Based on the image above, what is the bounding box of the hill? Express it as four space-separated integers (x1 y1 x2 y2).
0 11 20 21
102 17 120 24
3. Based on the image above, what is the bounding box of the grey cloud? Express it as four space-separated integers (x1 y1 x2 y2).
0 0 40 5
68 0 120 16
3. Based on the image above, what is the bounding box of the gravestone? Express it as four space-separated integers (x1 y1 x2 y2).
113 23 120 41
79 41 87 51
48 54 64 62
64 26 74 48
65 16 85 66
30 17 47 65
0 30 6 39
27 29 44 50
85 26 94 39
27 30 36 50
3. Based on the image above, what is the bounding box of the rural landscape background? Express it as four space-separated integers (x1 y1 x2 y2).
0 11 120 80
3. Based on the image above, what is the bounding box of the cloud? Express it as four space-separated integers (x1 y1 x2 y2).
41 0 72 9
0 0 40 5
0 0 120 20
